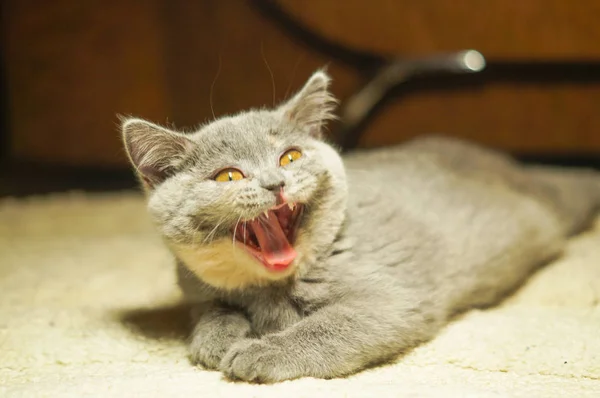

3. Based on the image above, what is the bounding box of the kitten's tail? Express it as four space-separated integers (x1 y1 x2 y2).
526 165 600 235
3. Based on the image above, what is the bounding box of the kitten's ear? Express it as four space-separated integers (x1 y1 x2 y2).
279 70 338 137
120 117 194 188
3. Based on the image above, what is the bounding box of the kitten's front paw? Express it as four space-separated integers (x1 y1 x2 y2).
190 334 239 370
219 338 298 383
190 340 227 370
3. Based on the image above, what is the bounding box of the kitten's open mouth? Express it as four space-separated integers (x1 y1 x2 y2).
233 202 304 272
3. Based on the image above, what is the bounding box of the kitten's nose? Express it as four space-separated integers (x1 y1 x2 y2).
259 170 286 192
262 179 285 192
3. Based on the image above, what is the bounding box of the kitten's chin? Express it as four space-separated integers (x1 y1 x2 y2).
169 239 300 291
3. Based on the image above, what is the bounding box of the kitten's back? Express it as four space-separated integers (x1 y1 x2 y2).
341 136 599 311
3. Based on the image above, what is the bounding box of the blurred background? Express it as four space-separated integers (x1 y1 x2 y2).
2 0 600 196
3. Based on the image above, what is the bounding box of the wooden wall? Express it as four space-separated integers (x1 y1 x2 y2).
4 0 600 167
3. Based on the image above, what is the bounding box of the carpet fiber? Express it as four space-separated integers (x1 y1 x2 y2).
1 192 599 397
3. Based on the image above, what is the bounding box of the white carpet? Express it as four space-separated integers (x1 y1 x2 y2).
1 191 599 397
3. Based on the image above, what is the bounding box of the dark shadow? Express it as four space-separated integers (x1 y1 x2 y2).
0 161 139 197
118 302 193 341
0 3 9 165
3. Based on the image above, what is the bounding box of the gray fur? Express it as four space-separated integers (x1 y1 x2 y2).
122 70 600 383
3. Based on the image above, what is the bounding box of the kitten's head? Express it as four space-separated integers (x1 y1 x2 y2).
121 71 348 290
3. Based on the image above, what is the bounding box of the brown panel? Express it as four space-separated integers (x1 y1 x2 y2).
5 1 600 168
4 1 357 167
158 1 357 130
362 83 600 153
5 0 170 166
278 0 600 59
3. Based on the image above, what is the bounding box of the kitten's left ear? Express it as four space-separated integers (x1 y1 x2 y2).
120 117 194 189
278 70 338 137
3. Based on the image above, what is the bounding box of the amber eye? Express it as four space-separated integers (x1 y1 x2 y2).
214 168 244 182
279 149 302 166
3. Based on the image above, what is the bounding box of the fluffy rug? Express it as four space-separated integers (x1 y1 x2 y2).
1 192 599 397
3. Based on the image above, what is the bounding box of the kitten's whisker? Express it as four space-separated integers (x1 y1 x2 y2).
297 156 308 174
204 216 226 244
203 226 216 244
284 53 305 100
261 41 276 107
209 52 222 121
232 216 242 247
179 264 194 280
191 227 200 244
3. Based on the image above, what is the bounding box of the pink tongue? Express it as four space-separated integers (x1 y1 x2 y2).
251 215 297 269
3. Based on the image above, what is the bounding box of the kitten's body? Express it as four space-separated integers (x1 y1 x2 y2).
122 71 600 382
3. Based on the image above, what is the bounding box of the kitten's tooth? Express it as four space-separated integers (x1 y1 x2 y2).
288 202 295 211
264 211 269 219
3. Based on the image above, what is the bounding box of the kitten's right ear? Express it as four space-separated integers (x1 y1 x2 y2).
120 117 194 188
278 70 338 137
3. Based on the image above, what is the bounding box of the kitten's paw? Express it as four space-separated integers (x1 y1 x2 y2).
219 338 297 383
190 338 230 370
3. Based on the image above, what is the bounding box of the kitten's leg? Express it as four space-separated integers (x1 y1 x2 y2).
219 300 438 382
189 303 252 369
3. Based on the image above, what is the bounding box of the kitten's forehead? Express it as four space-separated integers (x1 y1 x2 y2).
195 111 296 159
190 110 298 170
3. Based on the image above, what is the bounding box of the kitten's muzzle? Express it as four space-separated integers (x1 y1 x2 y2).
232 202 305 271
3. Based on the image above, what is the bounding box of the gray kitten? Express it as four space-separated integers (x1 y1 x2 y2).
121 70 600 383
